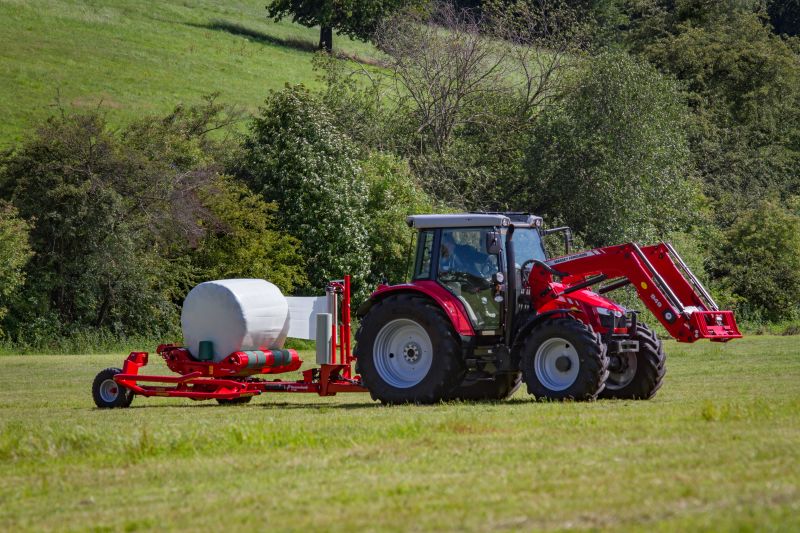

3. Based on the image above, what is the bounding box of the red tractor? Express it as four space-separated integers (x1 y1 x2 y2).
92 212 740 408
354 213 741 403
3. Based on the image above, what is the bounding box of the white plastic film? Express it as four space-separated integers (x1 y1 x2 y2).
181 279 289 362
285 296 329 340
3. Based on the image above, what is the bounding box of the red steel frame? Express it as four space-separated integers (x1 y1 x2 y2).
113 275 367 401
529 242 742 343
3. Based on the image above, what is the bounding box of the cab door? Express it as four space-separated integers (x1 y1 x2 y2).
436 228 502 331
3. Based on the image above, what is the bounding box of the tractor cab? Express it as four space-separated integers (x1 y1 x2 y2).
407 213 549 336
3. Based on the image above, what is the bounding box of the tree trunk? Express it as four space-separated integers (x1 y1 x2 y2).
319 26 333 52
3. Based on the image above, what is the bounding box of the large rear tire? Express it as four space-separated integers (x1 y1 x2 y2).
446 372 522 401
521 318 608 401
355 294 465 404
599 323 666 400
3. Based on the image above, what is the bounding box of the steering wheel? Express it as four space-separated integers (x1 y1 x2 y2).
519 259 536 289
441 271 493 293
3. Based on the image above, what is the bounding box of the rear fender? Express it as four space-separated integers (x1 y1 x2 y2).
357 281 476 337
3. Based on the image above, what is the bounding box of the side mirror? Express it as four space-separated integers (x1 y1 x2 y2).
485 231 502 255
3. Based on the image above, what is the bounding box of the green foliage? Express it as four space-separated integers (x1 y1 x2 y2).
192 175 306 292
238 85 371 298
768 0 800 36
0 202 32 335
267 0 421 49
710 199 800 321
524 51 699 246
636 9 800 201
361 152 436 285
0 113 183 340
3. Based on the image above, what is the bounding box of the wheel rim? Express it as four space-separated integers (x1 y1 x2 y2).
373 319 433 388
606 352 637 390
534 337 580 391
99 378 120 403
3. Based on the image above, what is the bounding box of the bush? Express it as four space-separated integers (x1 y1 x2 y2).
710 199 800 321
361 152 436 286
0 202 32 336
0 113 187 339
524 51 699 246
237 85 371 299
192 175 306 292
630 7 800 201
0 101 278 343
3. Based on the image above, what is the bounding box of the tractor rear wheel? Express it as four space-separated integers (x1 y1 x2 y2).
599 323 666 400
446 372 522 401
521 318 608 401
92 368 134 409
355 294 465 404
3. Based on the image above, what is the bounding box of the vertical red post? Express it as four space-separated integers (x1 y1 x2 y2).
329 286 337 365
344 275 352 365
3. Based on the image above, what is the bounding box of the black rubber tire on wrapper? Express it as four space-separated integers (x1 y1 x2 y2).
355 294 465 404
217 396 254 405
92 368 134 409
446 372 522 401
599 322 666 400
521 318 608 401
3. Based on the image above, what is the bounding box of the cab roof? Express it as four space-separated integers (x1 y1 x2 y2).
406 213 542 229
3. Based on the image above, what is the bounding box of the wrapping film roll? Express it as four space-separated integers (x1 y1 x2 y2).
181 279 327 361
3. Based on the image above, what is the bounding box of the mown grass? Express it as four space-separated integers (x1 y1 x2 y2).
0 0 379 146
1 335 798 531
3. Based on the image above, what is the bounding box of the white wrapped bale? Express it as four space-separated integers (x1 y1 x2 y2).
181 279 289 362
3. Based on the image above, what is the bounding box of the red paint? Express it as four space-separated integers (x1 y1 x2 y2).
529 242 741 343
368 281 476 336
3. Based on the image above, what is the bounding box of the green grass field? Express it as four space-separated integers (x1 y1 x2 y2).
1 336 798 531
0 0 378 147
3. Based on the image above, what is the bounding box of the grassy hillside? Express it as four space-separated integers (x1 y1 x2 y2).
1 336 798 531
0 0 378 147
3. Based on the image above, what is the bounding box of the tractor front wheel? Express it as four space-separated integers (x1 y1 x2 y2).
599 323 666 400
521 318 608 401
355 294 465 404
92 368 134 409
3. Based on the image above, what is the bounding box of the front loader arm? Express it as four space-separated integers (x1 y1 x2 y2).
528 242 741 343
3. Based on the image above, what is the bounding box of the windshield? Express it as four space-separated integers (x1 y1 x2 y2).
512 228 547 267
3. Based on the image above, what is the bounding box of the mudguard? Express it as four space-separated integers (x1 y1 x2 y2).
357 281 476 337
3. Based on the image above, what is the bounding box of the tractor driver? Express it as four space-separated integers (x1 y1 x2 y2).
439 231 500 329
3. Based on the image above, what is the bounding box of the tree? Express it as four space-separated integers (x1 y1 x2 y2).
768 0 800 36
361 152 437 286
637 9 800 202
267 0 421 52
237 85 371 298
710 199 800 321
371 1 577 208
0 202 32 337
0 100 271 344
193 175 307 292
523 51 699 246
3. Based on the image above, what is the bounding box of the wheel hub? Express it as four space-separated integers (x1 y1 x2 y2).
555 355 572 372
403 342 422 363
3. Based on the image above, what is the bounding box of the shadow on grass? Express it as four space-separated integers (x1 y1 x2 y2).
95 399 382 411
187 19 318 53
187 19 386 67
